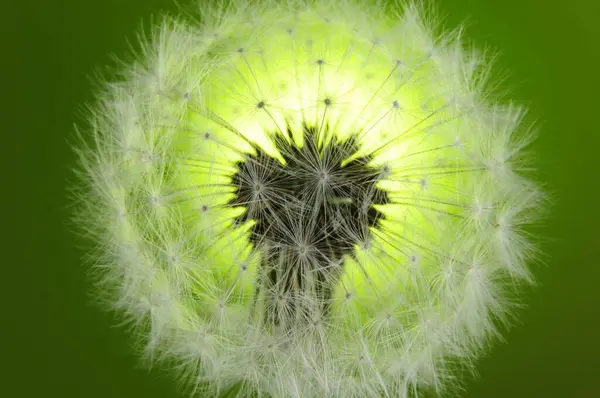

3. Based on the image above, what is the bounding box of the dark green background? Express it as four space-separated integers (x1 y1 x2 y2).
6 0 599 396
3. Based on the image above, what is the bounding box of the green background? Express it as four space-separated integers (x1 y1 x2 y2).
5 0 599 396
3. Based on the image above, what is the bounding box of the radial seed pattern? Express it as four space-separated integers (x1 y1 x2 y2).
74 1 543 397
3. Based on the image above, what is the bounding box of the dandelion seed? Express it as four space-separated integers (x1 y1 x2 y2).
72 1 544 397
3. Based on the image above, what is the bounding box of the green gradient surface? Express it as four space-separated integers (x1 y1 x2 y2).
5 0 599 397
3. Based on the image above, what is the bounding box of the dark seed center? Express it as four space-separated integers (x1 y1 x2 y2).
228 123 389 326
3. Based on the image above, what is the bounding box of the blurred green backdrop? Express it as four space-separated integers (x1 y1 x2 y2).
5 0 599 396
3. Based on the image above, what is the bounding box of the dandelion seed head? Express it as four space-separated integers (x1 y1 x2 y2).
73 0 544 396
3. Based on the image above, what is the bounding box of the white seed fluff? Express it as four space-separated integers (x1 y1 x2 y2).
72 0 544 397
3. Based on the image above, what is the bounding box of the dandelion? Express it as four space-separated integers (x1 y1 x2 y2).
72 0 544 396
